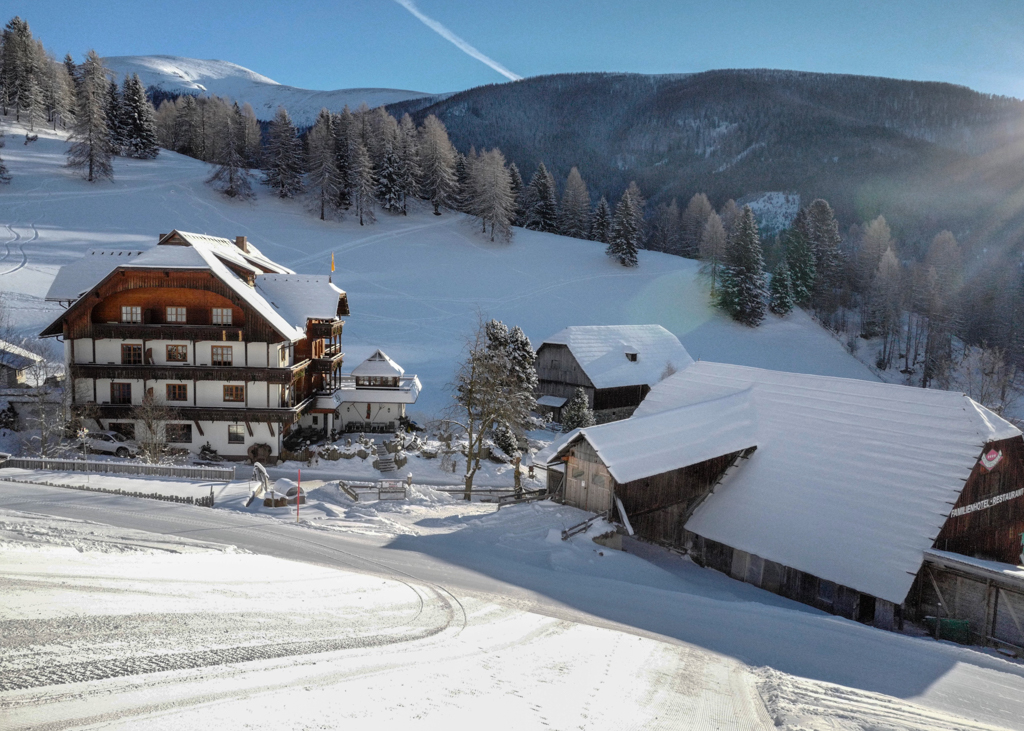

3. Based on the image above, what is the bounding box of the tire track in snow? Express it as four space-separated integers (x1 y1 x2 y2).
0 223 38 276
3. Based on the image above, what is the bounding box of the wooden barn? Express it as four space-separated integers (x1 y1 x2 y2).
0 338 43 387
539 361 1024 645
535 325 692 423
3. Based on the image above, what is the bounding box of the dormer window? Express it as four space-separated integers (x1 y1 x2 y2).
121 306 141 324
625 352 638 362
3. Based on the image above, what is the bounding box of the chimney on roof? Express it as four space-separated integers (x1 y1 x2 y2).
235 236 248 253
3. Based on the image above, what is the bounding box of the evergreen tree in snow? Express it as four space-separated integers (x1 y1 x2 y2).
557 166 590 239
417 114 458 215
560 387 596 430
589 196 612 244
522 162 557 232
768 259 795 316
207 103 254 200
484 320 538 434
173 94 200 158
349 138 376 225
607 182 645 267
492 421 519 461
781 218 815 307
62 53 77 88
453 150 471 213
507 162 523 224
395 113 419 213
648 198 681 254
104 79 126 156
1 17 41 127
66 50 113 182
262 106 303 198
716 205 768 326
305 108 340 219
119 74 158 159
802 199 844 318
332 108 353 209
467 148 515 242
0 128 11 184
376 143 403 213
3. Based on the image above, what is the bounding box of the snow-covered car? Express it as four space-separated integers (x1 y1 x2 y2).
80 431 139 458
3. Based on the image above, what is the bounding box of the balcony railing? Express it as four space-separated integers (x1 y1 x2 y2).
309 350 344 375
71 360 310 384
74 397 315 424
90 323 245 342
307 320 345 339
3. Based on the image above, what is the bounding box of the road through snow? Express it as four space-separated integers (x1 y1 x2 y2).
3 482 1024 730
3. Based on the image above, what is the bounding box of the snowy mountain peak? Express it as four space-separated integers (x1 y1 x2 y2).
101 55 442 125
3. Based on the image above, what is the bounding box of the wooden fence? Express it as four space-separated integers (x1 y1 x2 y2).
0 456 235 482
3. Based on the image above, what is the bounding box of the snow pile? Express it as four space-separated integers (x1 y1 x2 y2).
102 55 438 125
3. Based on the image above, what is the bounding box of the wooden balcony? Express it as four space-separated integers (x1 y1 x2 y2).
309 348 344 375
70 360 310 384
307 320 345 339
90 323 245 342
74 398 315 424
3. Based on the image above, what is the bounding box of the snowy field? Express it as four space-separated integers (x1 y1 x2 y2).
4 483 1024 729
0 118 875 419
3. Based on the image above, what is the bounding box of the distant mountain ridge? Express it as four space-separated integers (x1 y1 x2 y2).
388 70 1024 259
101 55 445 125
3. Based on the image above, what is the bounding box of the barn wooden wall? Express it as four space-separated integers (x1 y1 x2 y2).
536 344 594 404
935 436 1024 564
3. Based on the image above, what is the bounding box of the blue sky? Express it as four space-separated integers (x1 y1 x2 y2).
18 0 1024 97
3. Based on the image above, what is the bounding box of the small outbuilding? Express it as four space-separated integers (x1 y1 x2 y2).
535 324 692 423
331 350 421 433
0 339 43 387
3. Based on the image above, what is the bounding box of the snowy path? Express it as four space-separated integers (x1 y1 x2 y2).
3 483 1024 729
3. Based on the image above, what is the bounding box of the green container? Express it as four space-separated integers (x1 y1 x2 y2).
924 616 971 644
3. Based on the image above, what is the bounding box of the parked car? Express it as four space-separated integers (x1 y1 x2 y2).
80 430 139 458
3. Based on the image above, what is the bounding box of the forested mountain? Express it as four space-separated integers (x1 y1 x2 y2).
389 70 1024 261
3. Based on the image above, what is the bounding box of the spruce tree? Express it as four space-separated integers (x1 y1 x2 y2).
467 148 515 242
395 113 419 213
173 95 200 157
349 138 376 225
417 114 457 215
332 108 353 209
104 79 126 155
782 220 815 306
1 17 41 126
769 260 795 316
507 162 523 225
561 387 596 430
305 108 340 219
699 211 727 293
589 196 612 244
453 150 471 213
66 50 113 182
557 166 590 239
717 205 768 326
607 182 644 267
523 162 557 232
803 199 844 316
0 128 11 184
262 106 303 198
207 103 254 200
377 143 403 213
119 74 158 159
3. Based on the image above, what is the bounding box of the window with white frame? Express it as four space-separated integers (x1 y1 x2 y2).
121 306 141 324
166 306 186 323
212 307 232 325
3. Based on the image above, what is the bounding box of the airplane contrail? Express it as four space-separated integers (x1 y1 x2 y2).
392 0 523 81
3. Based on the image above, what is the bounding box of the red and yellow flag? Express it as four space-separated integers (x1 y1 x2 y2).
331 252 335 272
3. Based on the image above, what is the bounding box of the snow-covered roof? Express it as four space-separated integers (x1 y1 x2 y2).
41 231 344 343
538 391 758 485
255 275 347 331
0 339 44 371
45 249 145 301
540 325 693 389
335 375 422 405
537 395 567 408
351 350 405 378
633 361 1022 604
924 549 1024 587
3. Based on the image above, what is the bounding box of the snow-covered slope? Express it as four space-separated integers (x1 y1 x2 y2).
101 55 439 124
0 119 877 417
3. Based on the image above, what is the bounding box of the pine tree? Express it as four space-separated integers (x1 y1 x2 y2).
0 128 11 184
377 143 403 213
523 162 557 232
467 148 515 242
607 182 645 267
717 205 768 326
782 218 815 306
453 150 471 212
680 193 713 257
62 53 77 89
561 387 596 430
769 260 795 315
119 74 158 159
557 166 590 239
1 17 42 127
507 162 523 224
104 79 126 156
349 138 376 225
589 196 612 243
66 50 114 182
698 210 727 293
332 108 353 209
395 113 419 213
207 103 254 200
305 108 340 219
803 199 844 317
263 106 303 198
417 114 458 215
